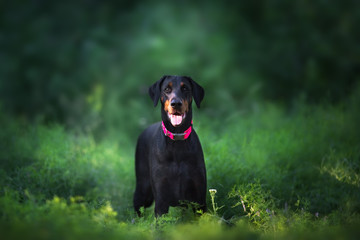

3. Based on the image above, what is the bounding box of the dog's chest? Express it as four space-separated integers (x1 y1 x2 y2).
161 145 197 163
155 151 201 198
153 147 200 176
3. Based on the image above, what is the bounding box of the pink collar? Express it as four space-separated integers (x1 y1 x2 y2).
162 121 193 141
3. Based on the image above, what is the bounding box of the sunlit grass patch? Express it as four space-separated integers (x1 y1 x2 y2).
1 89 360 239
0 191 150 240
0 116 135 220
320 150 360 188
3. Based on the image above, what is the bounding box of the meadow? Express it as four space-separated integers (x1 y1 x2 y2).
1 1 360 239
1 84 359 239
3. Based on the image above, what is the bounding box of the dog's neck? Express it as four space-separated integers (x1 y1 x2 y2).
161 109 193 140
161 121 192 141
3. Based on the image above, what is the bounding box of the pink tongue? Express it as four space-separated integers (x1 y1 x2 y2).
170 114 183 126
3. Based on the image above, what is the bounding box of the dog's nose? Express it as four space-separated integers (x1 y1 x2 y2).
170 99 182 108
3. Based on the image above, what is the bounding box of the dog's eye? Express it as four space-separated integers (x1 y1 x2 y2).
164 87 172 93
181 86 189 92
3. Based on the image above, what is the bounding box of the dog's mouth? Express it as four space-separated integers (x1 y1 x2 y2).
168 112 186 127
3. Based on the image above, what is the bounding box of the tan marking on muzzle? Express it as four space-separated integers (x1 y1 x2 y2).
165 98 189 115
164 99 170 113
182 99 189 113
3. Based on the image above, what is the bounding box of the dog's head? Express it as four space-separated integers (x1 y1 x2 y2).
149 75 204 128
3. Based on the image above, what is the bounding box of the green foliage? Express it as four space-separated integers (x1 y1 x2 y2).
203 88 360 218
1 0 359 136
0 191 150 240
229 180 277 227
0 111 135 218
1 86 360 239
1 1 360 239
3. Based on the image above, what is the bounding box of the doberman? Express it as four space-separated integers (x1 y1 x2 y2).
133 75 207 216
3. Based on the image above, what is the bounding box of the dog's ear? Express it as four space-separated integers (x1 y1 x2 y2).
149 76 167 107
186 77 205 108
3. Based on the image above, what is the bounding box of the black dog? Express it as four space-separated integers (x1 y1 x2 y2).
133 75 207 216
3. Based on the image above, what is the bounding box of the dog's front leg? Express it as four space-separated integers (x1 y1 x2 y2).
154 198 170 217
153 177 174 217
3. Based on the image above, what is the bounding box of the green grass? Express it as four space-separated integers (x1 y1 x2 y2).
1 90 360 240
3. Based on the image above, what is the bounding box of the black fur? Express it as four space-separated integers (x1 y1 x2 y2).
133 75 206 216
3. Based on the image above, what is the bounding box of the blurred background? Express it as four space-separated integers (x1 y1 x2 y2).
1 2 360 237
1 0 359 142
